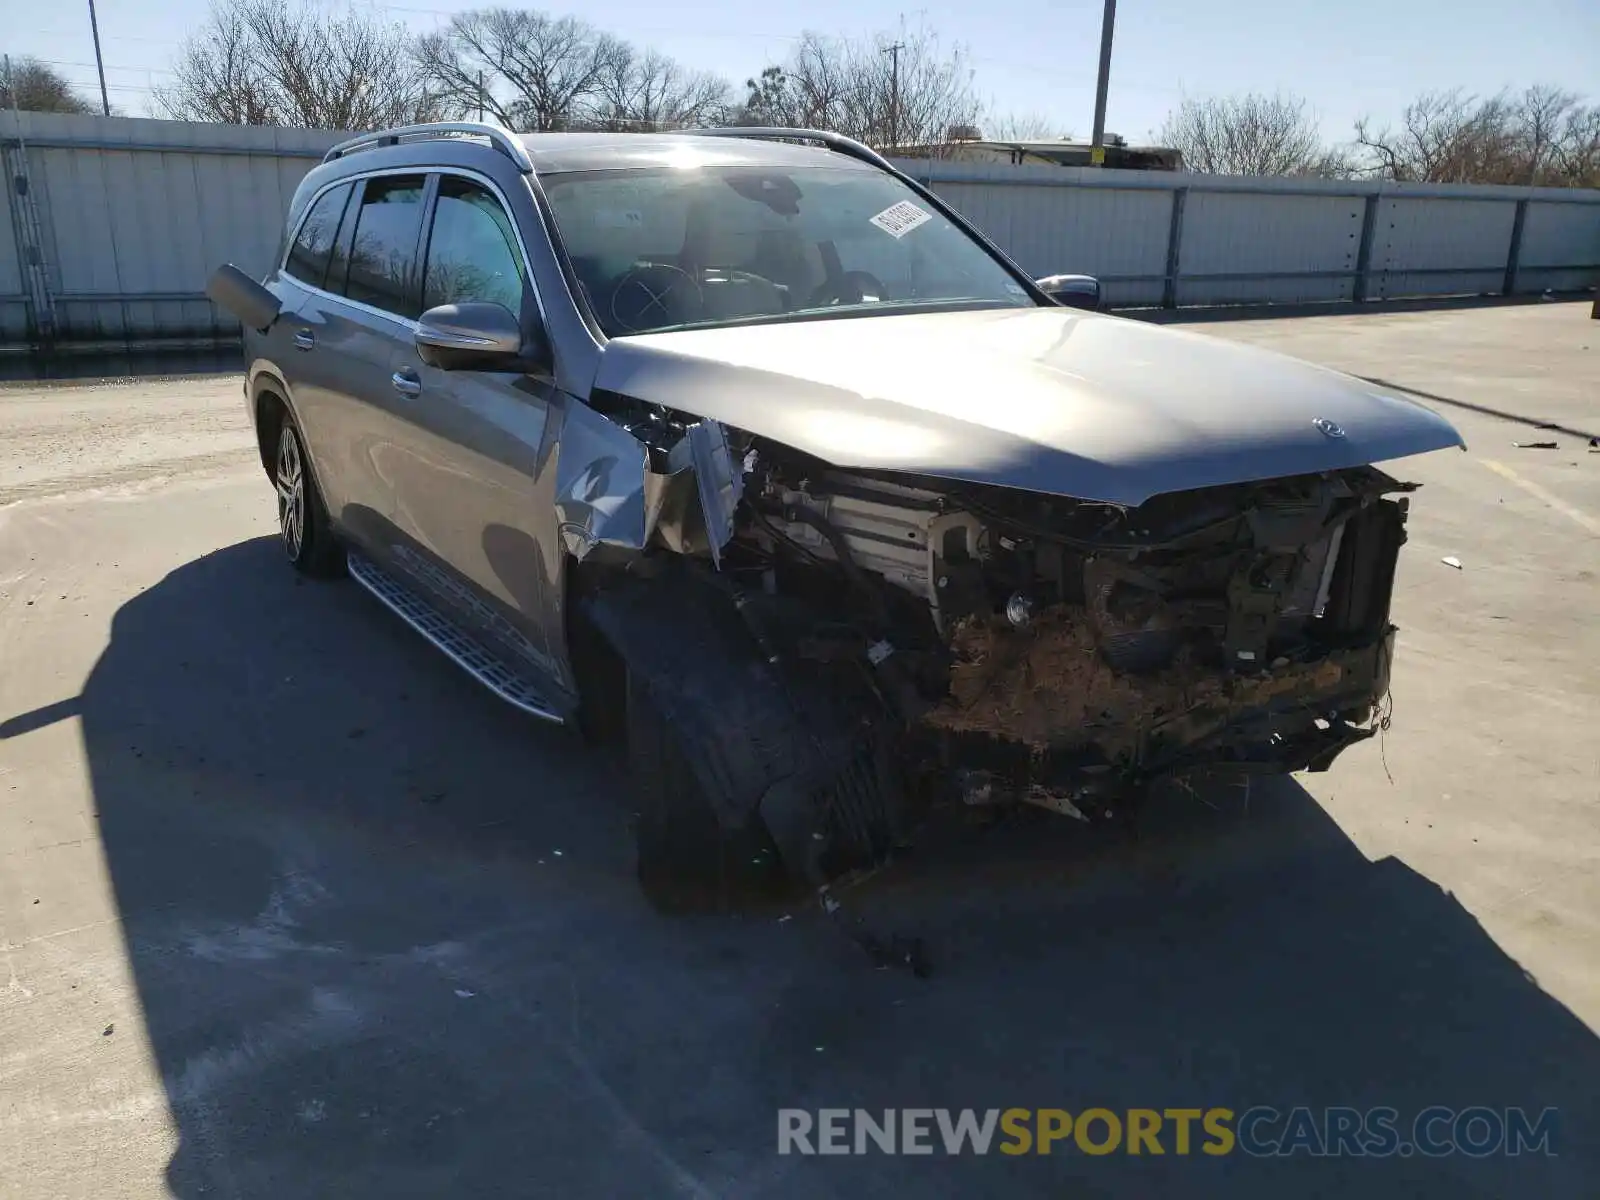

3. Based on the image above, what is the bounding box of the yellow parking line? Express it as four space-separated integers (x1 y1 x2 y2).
1480 458 1600 537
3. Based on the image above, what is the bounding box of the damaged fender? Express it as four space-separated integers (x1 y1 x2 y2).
552 398 741 564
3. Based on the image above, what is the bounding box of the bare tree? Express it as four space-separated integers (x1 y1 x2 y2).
985 111 1070 143
737 26 980 150
738 66 793 127
1 56 94 114
856 27 980 149
732 34 853 131
1548 103 1600 186
415 9 631 131
151 5 275 125
1518 85 1578 184
589 46 730 131
155 0 442 128
788 32 856 132
1302 146 1361 179
1355 86 1600 187
1158 92 1332 176
1355 90 1511 183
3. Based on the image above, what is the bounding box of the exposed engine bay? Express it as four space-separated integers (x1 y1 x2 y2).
582 401 1410 889
745 447 1402 808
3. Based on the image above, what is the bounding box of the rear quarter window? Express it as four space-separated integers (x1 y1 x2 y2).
284 183 352 288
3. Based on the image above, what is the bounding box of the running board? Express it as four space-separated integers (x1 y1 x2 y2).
346 552 565 725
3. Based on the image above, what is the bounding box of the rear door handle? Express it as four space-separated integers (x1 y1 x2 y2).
292 329 314 351
391 370 422 398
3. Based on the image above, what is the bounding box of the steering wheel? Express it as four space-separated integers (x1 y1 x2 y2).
609 263 705 333
807 270 888 308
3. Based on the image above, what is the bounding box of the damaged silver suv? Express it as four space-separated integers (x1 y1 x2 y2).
210 122 1464 913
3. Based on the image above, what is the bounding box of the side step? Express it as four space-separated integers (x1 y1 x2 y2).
346 551 565 725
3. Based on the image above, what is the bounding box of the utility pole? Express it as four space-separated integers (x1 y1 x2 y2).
87 0 111 116
882 40 904 150
476 71 485 122
1089 0 1116 165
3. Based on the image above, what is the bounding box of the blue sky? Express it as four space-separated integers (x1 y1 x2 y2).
10 0 1600 144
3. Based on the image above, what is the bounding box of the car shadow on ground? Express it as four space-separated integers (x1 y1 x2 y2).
50 536 1599 1198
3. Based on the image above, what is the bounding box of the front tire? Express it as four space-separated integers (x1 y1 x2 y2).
628 672 787 914
274 415 344 578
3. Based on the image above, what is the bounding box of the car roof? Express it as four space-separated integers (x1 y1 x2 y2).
518 132 881 175
288 130 884 228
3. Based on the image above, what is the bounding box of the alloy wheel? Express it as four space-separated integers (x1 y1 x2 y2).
276 425 305 560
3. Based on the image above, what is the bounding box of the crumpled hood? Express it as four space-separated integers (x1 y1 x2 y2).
594 307 1465 506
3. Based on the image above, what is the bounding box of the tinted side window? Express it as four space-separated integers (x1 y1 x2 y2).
324 183 361 296
284 183 351 287
423 177 527 315
344 175 427 318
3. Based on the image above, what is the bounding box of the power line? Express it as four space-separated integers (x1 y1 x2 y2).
17 29 184 45
28 57 175 77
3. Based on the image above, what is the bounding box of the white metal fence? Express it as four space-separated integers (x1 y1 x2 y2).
4 111 1599 349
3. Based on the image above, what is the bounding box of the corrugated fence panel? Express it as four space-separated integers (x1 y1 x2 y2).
2 112 334 344
928 179 1170 306
30 143 319 341
0 166 22 340
1369 196 1517 300
1516 201 1600 294
33 147 111 339
1177 191 1365 306
0 173 19 294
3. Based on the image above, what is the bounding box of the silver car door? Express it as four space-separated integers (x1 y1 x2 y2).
260 180 352 507
286 172 429 554
383 171 569 694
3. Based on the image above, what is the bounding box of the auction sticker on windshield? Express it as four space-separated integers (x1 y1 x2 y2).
869 200 933 238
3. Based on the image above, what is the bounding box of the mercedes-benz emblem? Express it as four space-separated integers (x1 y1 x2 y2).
1313 417 1346 438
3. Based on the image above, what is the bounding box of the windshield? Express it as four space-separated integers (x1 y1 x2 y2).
540 164 1037 336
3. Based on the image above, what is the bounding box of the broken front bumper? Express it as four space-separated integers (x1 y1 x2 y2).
919 628 1397 805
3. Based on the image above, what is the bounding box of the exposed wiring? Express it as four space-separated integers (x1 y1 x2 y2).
1374 686 1395 786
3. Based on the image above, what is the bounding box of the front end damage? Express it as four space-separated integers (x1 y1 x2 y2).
573 398 1413 892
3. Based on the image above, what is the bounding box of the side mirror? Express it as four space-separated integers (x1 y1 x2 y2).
415 301 534 370
1036 274 1102 311
207 263 281 331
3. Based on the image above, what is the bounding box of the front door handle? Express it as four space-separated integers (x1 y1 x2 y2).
391 370 422 398
292 329 314 351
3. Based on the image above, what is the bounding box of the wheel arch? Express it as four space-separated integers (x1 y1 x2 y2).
248 366 293 479
247 369 335 526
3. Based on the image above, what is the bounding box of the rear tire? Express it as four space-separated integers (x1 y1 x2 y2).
627 671 788 914
274 413 344 579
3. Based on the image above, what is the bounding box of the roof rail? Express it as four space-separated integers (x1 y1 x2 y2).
323 122 535 174
676 127 896 174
